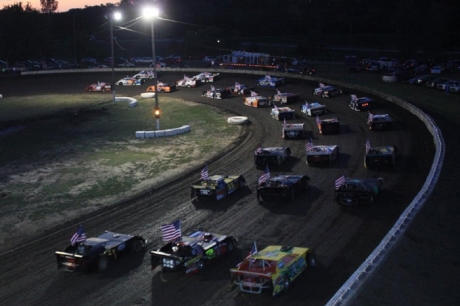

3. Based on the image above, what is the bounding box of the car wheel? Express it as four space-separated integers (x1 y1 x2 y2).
118 82 123 86
227 240 234 252
307 252 317 268
196 259 204 271
283 275 291 292
98 256 109 272
132 240 142 252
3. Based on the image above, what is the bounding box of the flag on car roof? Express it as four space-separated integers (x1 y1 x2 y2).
248 241 258 257
305 101 309 108
365 138 371 153
201 165 209 180
351 94 358 102
70 225 87 246
265 75 271 80
258 166 271 185
255 144 263 155
273 104 279 111
316 115 321 125
335 174 346 190
319 82 325 88
306 138 314 152
368 111 374 123
160 219 182 242
234 82 241 90
210 85 215 92
250 90 258 97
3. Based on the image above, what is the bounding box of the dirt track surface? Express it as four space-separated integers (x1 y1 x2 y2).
0 72 435 306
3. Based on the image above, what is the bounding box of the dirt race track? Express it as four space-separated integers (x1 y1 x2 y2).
0 71 441 306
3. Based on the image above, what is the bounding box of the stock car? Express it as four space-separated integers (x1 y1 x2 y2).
116 76 145 86
190 174 246 201
133 70 156 80
255 75 285 88
176 75 200 88
301 102 327 116
306 145 340 166
254 146 291 169
365 145 398 169
317 118 340 135
146 82 177 93
272 89 300 104
312 84 343 98
271 106 296 121
55 230 147 272
202 86 231 99
228 82 253 95
368 113 393 131
230 245 316 296
150 231 238 275
334 177 385 206
243 95 271 107
85 81 112 92
282 123 307 139
349 95 374 111
256 174 310 202
194 72 219 82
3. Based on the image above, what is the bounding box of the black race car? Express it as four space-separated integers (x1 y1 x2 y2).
306 145 340 166
55 230 147 272
254 146 291 169
317 117 340 135
256 174 310 202
368 114 393 131
190 174 246 201
349 95 374 111
334 177 384 206
365 145 398 169
150 230 238 275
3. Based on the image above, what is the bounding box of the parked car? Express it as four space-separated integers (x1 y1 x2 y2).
407 75 437 85
437 80 459 91
426 78 449 88
430 65 443 74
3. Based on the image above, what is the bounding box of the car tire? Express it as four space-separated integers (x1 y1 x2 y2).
307 252 317 268
227 116 248 125
132 240 143 252
227 240 235 252
98 256 109 272
196 259 204 271
283 275 291 292
118 82 123 86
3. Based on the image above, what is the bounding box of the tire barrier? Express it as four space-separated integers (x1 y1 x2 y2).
114 96 138 108
227 116 249 125
135 125 191 139
140 92 155 99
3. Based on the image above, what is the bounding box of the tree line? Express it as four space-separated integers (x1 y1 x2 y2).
0 0 458 65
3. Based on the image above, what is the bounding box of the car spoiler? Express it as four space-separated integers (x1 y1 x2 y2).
55 251 84 271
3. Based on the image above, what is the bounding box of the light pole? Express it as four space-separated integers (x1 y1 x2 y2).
109 11 122 103
143 6 160 131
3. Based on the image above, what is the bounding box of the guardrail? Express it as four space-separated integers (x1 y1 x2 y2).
21 68 444 305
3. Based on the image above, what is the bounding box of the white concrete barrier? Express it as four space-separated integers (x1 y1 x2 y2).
135 131 145 139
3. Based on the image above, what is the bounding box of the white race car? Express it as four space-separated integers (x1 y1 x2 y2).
176 75 200 88
194 72 219 82
133 70 156 80
301 102 327 116
272 89 300 104
202 85 231 99
116 76 145 86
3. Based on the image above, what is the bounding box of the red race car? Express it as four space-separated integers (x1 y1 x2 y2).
85 81 112 92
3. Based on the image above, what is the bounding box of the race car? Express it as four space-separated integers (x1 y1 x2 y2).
85 81 112 92
282 123 307 139
228 82 253 95
334 177 384 206
202 85 231 99
349 94 374 111
312 83 342 98
194 72 219 82
190 174 246 201
368 113 393 131
272 89 300 104
256 174 310 202
271 106 296 121
133 70 156 80
317 117 340 135
55 230 147 272
116 76 145 86
243 94 271 107
365 145 398 169
146 81 177 93
176 75 200 88
255 75 285 88
254 146 291 169
150 230 238 275
230 245 316 296
301 102 327 116
306 145 340 166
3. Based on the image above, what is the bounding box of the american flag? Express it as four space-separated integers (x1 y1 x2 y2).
351 94 357 102
201 165 209 180
250 90 258 97
306 138 314 152
335 174 346 190
368 111 374 123
365 138 371 153
273 104 279 111
319 82 325 88
255 145 263 155
248 241 258 257
70 225 87 246
283 117 287 126
210 85 215 92
316 115 321 125
160 219 182 242
276 89 281 96
265 75 271 80
305 101 309 108
258 166 271 185
234 82 241 90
